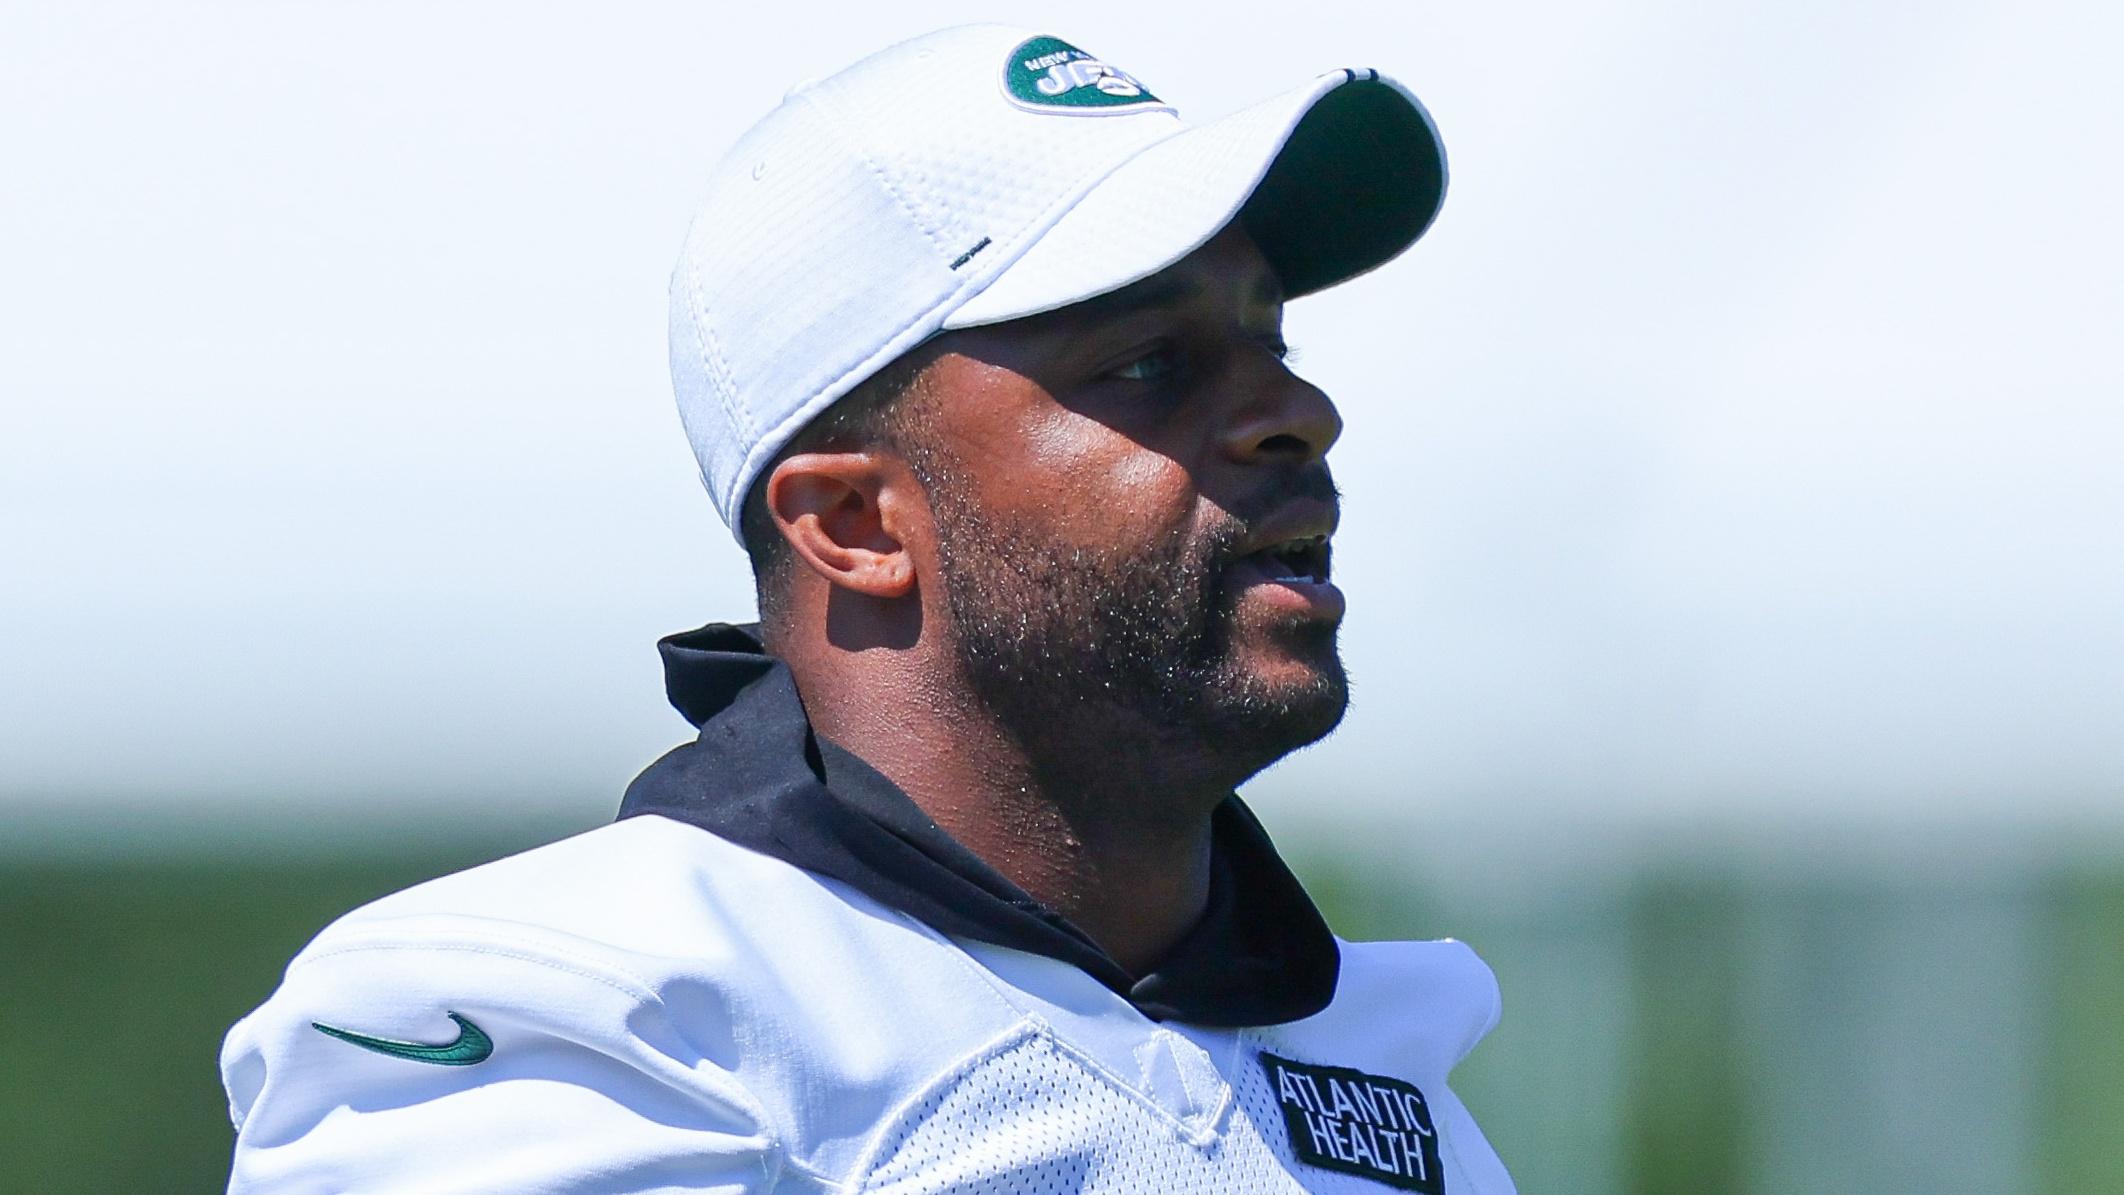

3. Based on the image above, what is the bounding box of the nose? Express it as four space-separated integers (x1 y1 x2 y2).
1219 348 1343 466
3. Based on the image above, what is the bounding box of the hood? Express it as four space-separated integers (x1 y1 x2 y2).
617 623 1340 1026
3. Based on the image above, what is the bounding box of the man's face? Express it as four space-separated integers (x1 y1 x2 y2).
909 225 1348 788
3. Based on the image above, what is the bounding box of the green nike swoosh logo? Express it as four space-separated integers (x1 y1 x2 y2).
311 1011 493 1066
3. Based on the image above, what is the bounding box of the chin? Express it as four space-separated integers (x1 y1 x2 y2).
1197 627 1350 767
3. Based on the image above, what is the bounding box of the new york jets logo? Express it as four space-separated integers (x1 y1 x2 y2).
1002 36 1171 115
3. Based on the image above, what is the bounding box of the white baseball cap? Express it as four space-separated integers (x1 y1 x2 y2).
668 24 1447 543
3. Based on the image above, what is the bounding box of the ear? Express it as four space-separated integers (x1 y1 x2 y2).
763 452 919 600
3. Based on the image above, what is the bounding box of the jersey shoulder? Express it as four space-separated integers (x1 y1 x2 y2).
224 815 1025 1190
1274 935 1502 1078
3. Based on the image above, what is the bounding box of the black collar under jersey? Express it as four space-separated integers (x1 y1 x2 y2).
616 622 1341 1027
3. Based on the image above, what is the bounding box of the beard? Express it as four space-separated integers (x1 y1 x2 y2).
920 468 1349 792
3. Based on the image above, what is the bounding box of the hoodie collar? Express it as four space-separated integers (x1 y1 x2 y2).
617 622 1339 1027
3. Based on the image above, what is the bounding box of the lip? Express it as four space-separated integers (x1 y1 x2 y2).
1225 554 1346 621
1237 500 1340 560
1226 498 1339 604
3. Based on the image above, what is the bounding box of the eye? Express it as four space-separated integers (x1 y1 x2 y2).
1107 342 1179 382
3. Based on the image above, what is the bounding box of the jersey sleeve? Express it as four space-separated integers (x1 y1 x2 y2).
220 916 783 1194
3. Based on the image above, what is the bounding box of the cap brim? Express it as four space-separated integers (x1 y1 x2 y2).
941 69 1446 329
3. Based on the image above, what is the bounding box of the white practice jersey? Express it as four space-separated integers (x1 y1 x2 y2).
223 814 1515 1193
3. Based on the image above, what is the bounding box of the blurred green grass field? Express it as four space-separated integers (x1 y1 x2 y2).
0 845 507 1192
4 830 2119 1193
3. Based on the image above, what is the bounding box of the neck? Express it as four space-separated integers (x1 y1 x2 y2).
793 651 1226 976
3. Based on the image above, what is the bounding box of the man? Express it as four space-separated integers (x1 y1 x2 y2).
223 25 1514 1194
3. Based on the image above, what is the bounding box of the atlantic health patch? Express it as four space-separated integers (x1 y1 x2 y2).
1259 1052 1445 1192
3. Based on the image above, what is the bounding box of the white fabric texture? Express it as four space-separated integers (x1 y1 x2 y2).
222 816 1514 1194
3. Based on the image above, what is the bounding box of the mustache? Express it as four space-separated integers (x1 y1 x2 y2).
1225 465 1341 527
1203 465 1343 569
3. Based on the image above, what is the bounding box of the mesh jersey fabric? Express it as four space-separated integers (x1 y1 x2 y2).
854 1021 1458 1194
222 816 1515 1193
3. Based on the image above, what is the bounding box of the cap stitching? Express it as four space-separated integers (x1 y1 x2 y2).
794 89 956 260
684 228 753 460
934 116 1193 328
718 93 970 522
722 312 943 522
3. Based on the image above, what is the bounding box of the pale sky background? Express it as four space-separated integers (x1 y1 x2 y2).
4 1 2119 848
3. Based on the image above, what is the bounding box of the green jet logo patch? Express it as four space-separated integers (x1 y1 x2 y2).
312 1011 493 1066
1003 36 1170 115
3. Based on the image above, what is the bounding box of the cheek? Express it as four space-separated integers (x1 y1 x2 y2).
962 411 1202 547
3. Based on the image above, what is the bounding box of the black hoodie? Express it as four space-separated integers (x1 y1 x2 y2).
617 622 1340 1026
